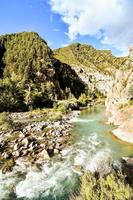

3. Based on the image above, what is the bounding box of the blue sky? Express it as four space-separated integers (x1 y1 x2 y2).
0 0 133 56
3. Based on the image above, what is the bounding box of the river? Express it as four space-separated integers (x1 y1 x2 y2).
0 106 133 199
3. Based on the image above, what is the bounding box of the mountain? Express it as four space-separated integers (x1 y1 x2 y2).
54 43 127 96
54 43 127 74
0 32 132 143
0 32 86 112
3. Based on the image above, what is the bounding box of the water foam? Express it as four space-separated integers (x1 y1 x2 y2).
15 133 104 199
16 161 76 199
0 134 112 199
86 149 112 175
71 118 95 123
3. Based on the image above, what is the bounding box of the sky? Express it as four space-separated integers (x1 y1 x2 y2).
0 0 133 56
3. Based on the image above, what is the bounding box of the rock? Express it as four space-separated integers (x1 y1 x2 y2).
23 122 48 133
55 143 60 149
19 132 25 139
12 150 20 158
14 143 19 151
54 149 59 154
36 149 50 164
0 141 7 151
72 165 83 175
121 157 133 186
47 148 54 156
22 149 28 156
56 137 67 144
21 138 29 147
2 152 11 159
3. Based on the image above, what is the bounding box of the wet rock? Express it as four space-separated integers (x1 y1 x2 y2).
72 165 83 175
121 157 133 186
47 148 54 156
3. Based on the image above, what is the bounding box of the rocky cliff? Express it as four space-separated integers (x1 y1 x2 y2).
105 47 133 143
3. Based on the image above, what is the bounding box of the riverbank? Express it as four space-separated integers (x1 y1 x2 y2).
107 104 133 144
0 107 80 174
113 128 133 143
0 105 133 199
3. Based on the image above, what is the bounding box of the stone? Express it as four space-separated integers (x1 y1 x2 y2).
72 165 83 175
2 152 11 159
22 150 28 156
21 138 29 147
12 150 20 158
54 149 59 154
14 143 19 151
36 149 50 163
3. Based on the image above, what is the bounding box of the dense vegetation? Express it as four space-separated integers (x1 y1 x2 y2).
54 43 127 74
72 172 133 200
0 32 86 112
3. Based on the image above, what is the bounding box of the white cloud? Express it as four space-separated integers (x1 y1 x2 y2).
49 0 133 53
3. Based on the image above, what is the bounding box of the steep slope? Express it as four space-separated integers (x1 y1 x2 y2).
0 32 86 112
106 47 133 143
54 43 127 96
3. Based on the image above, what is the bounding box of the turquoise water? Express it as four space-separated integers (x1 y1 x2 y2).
73 106 133 159
0 106 133 200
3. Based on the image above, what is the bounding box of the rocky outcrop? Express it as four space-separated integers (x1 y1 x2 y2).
71 65 113 96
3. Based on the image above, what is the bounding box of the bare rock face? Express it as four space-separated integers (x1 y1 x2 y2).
105 46 133 143
72 65 113 96
106 46 133 113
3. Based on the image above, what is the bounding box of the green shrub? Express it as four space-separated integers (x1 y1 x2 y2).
72 172 133 200
49 111 63 121
0 112 14 130
54 101 68 114
78 94 88 106
0 78 26 112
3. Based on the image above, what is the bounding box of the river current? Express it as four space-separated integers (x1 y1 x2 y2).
0 106 133 200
